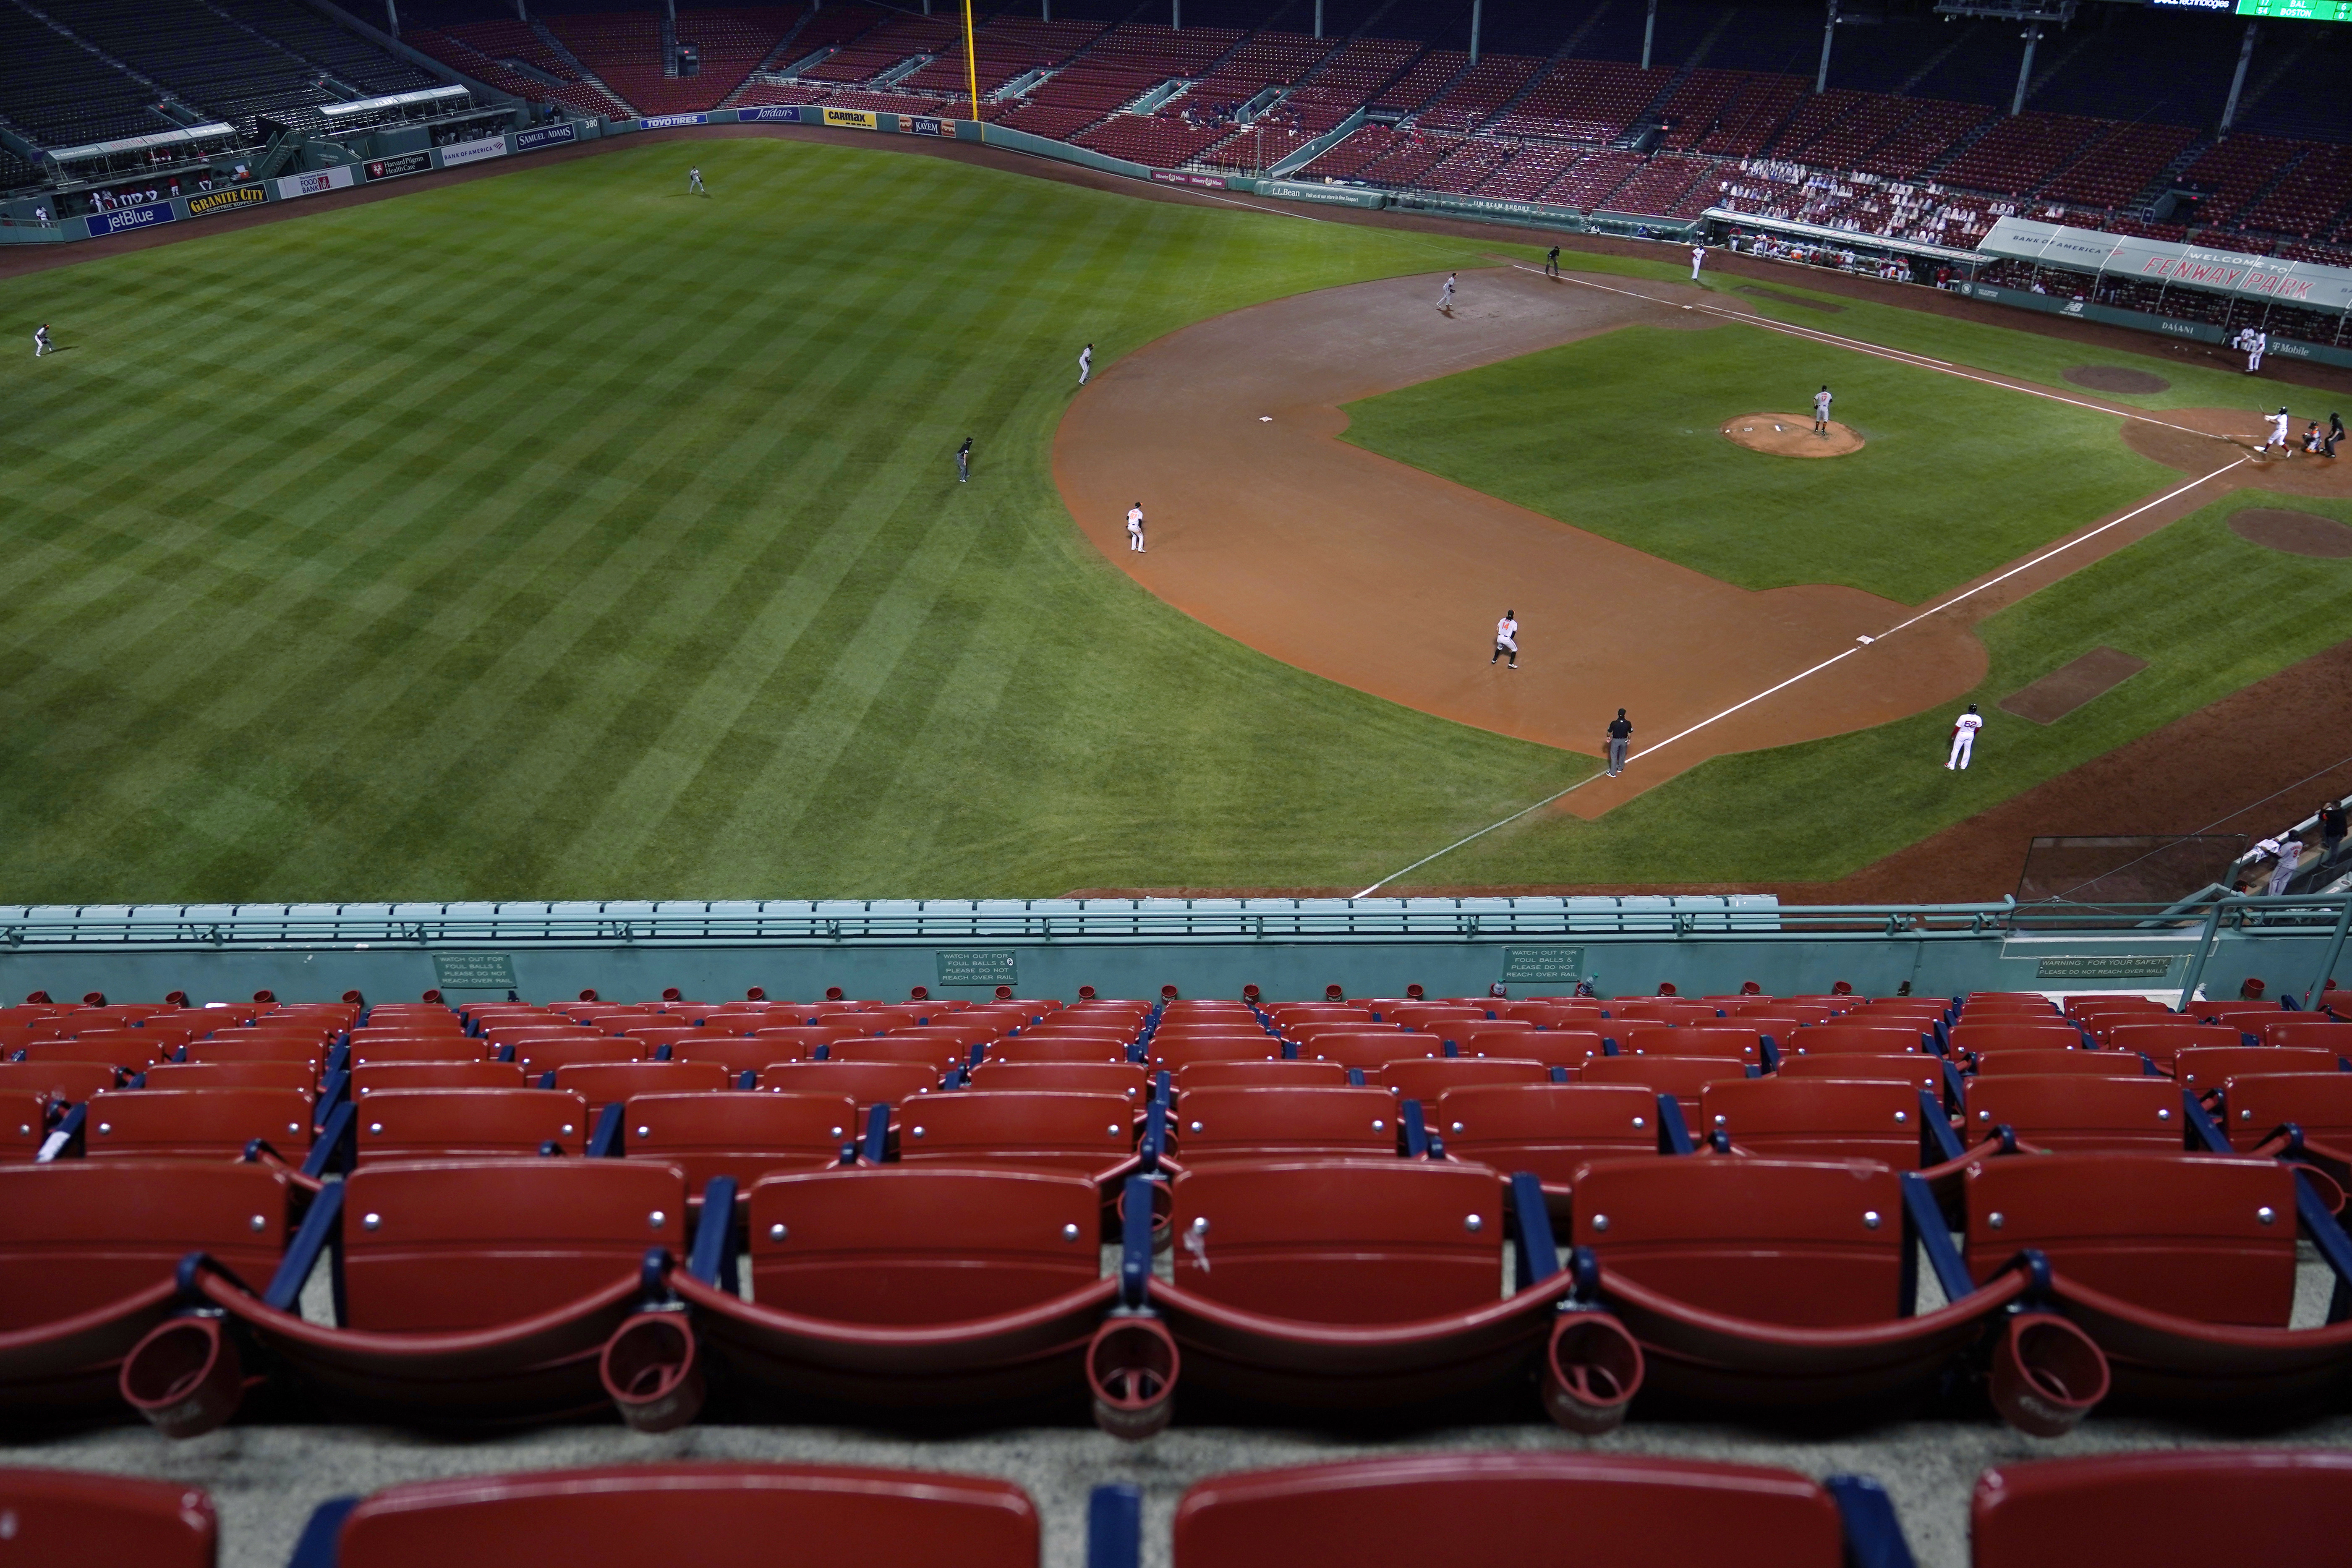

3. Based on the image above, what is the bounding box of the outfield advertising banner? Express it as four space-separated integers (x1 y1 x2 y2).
904 115 954 137
821 107 878 130
439 136 509 168
641 112 711 130
1262 180 1385 210
85 203 178 238
1980 216 2352 312
1151 170 1226 189
514 122 578 152
737 105 805 123
188 185 268 218
365 151 434 181
275 165 355 200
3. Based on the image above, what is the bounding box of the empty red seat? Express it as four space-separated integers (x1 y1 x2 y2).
623 1091 858 1196
1578 1056 1751 1118
1377 1057 1549 1102
139 1061 315 1096
351 1061 526 1097
2219 1071 2352 1155
1173 1061 1349 1093
511 1039 648 1075
1970 1049 2144 1077
1971 1450 2352 1567
3 1091 43 1159
1620 1027 1764 1063
13 1037 167 1072
1170 1086 1401 1163
82 1088 314 1163
0 1058 116 1107
987 1036 1136 1065
344 1038 495 1068
2176 1046 2347 1095
2095 1022 2240 1067
1949 1024 2084 1057
758 1061 940 1103
1775 1054 1947 1095
1167 1453 1863 1568
352 1089 588 1162
1435 1083 1661 1204
826 1037 971 1072
0 1468 217 1567
663 1036 804 1077
552 1061 731 1117
1782 1024 1930 1055
1464 1027 1607 1069
312 1462 1036 1568
1148 1037 1282 1071
897 1090 1137 1178
967 1061 1151 1100
1962 1075 2187 1153
2248 1018 2352 1052
1702 1078 1939 1168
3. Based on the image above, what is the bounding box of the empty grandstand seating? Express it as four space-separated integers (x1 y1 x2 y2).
0 1469 217 1567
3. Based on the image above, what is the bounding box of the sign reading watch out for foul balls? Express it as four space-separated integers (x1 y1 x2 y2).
432 952 519 989
1499 947 1586 985
938 950 1017 987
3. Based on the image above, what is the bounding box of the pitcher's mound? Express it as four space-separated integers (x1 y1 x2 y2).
1722 414 1863 457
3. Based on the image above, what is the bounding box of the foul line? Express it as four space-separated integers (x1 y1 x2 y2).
1355 455 2249 896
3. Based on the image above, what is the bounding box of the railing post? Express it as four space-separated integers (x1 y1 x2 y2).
2306 894 2352 1011
2175 897 2229 1012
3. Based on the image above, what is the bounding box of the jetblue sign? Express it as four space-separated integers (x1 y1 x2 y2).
86 204 178 238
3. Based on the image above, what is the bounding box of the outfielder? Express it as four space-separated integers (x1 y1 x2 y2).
1078 342 1092 386
1490 610 1518 669
1690 244 1706 282
33 322 50 357
1945 703 1982 770
956 436 972 483
1812 384 1832 436
1126 502 1145 553
688 165 706 195
1437 273 1456 314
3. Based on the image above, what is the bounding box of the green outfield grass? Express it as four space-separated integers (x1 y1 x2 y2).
1337 321 2179 602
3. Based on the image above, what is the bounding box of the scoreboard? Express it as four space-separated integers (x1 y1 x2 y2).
2233 0 2352 16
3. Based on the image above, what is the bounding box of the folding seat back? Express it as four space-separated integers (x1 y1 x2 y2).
1173 1061 1348 1094
0 1058 112 1109
82 1087 314 1161
0 1160 290 1326
1382 1004 1490 1032
2192 1003 2285 1027
1969 1450 2352 1568
745 1026 860 1059
1379 1057 1548 1101
2094 1022 2240 1068
339 1160 688 1332
1961 1155 2296 1325
659 1035 795 1077
552 1061 731 1116
345 1037 494 1068
325 1463 1037 1568
12 1037 167 1072
624 1091 858 1196
2251 1018 2352 1052
512 1038 648 1075
1290 1030 1440 1071
1169 1159 1505 1323
177 1040 326 1080
612 1026 706 1055
758 1061 939 1103
1577 1055 1750 1117
1774 1054 1944 1094
1607 1001 1717 1024
2175 1045 2346 1095
815 1007 925 1031
4 1090 44 1159
826 1037 969 1072
1702 1078 1928 1167
1785 1025 1931 1055
1496 1001 1599 1025
71 1028 199 1058
1963 1075 2185 1152
1570 1157 1906 1328
0 1467 218 1567
1435 1083 1659 1188
746 1166 1101 1323
353 1089 589 1162
1465 1027 1607 1068
1171 1086 1401 1163
1267 1005 1373 1027
897 1090 1135 1174
1171 1453 1847 1568
138 1061 316 1095
889 1024 1003 1055
353 1061 526 1096
1150 1037 1281 1071
2220 1071 2352 1151
986 1036 1134 1065
967 1061 1151 1100
1949 1024 2083 1057
1619 1027 1763 1063
1970 1048 2141 1077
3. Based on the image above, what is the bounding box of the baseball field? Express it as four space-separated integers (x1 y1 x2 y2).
4 131 2349 902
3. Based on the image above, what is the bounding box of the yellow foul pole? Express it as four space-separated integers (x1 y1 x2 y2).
963 0 983 141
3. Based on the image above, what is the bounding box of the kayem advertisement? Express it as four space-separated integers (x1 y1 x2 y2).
438 136 509 168
364 151 434 180
275 165 356 200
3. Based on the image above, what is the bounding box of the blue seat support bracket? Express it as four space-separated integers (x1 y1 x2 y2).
1508 1171 1560 1290
1118 1173 1154 1310
1086 1483 1144 1568
264 1179 345 1313
687 1175 738 1288
1824 1474 1919 1568
1899 1171 1975 1308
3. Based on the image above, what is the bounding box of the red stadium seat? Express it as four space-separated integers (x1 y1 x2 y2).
896 1090 1137 1177
1435 1084 1663 1203
551 1061 732 1116
351 1089 588 1162
663 1036 807 1077
757 1061 940 1103
2175 1045 2348 1095
2094 1022 2241 1068
1775 1054 1947 1095
1467 1028 1608 1069
1173 1061 1348 1094
1970 1450 2352 1567
1577 1055 1751 1118
1168 1086 1401 1163
313 1463 1037 1568
82 1088 314 1163
344 1038 496 1069
3 1091 43 1159
0 1058 117 1107
623 1091 859 1196
967 1061 1151 1100
1962 1075 2189 1153
2249 1018 2352 1051
986 1036 1137 1065
1948 1024 2085 1057
1968 1049 2145 1076
350 1062 527 1097
510 1039 648 1075
139 1061 316 1095
1780 1024 1930 1055
1619 1027 1764 1063
1148 1037 1283 1071
1377 1057 1549 1101
2218 1071 2352 1157
0 1469 217 1567
1701 1078 1940 1168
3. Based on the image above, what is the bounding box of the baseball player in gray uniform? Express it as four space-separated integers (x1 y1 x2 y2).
1812 385 1832 436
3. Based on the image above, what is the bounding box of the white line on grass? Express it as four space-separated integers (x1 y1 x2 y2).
1354 455 2249 896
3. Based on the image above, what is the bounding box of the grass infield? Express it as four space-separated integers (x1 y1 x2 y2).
0 136 2333 897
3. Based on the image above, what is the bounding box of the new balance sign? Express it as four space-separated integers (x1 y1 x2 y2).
439 136 509 168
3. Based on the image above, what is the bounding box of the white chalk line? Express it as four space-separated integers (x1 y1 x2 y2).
1354 453 2250 896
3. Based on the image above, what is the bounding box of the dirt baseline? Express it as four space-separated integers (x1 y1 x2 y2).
1722 414 1864 457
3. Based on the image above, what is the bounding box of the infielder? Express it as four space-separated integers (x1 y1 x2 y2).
688 165 706 195
1544 244 1560 279
956 436 973 483
1490 610 1518 669
33 322 50 357
1689 244 1706 282
1605 710 1632 778
1945 703 1982 770
1126 502 1145 553
1437 272 1456 313
1812 384 1832 436
1078 342 1092 386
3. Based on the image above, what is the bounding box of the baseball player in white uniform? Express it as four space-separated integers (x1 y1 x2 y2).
2233 328 2256 372
1812 385 1832 436
1945 703 1982 770
34 323 50 357
2266 838 2303 896
1490 610 1518 668
2263 406 2291 452
1690 244 1706 282
1126 502 1145 553
1438 273 1456 313
688 166 706 195
2249 330 2267 373
1078 343 1092 386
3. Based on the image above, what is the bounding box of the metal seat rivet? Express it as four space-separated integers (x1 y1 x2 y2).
1633 1116 1645 1129
1895 1111 1908 1123
1189 1120 1203 1132
2258 1206 2276 1225
1988 1212 2004 1230
363 1213 382 1231
1372 1119 1385 1132
97 1124 110 1135
1592 1215 1610 1232
250 1215 267 1231
1863 1210 1881 1228
769 1223 787 1241
562 1124 575 1135
1062 1223 1082 1241
649 1210 666 1229
1465 1214 1483 1233
1450 1121 1465 1133
369 1123 383 1134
